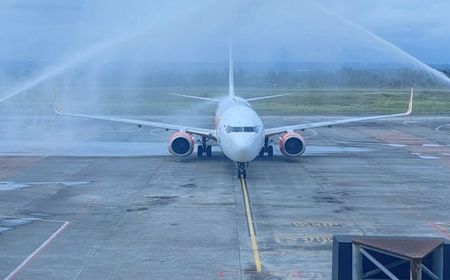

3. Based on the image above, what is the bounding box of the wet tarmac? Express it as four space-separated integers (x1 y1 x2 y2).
1 116 450 279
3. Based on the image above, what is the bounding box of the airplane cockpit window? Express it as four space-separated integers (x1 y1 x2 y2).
226 126 258 133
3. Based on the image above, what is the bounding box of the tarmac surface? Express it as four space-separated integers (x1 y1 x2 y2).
1 116 450 279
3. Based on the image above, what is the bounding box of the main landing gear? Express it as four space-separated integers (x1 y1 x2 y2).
259 136 273 158
197 136 212 158
237 162 248 178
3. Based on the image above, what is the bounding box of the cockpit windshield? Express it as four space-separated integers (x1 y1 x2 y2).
226 126 259 133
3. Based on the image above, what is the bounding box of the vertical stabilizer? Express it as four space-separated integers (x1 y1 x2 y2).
228 41 235 97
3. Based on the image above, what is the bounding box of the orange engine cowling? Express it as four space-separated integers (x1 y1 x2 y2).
279 132 306 157
168 132 195 157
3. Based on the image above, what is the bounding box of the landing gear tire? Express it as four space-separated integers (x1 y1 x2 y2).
267 145 274 158
260 136 274 159
198 137 212 158
237 162 247 179
258 149 264 157
205 145 212 157
197 145 203 157
238 169 247 179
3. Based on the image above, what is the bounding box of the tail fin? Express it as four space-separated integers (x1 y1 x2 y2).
228 40 235 97
53 88 62 114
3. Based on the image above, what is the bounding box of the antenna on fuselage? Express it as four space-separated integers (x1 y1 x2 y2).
228 38 235 98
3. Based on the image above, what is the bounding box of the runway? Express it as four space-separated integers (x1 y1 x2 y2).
1 116 450 279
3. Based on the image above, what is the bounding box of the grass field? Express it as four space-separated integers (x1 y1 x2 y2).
3 87 450 116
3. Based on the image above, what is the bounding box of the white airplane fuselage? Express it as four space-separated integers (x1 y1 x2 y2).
215 96 265 163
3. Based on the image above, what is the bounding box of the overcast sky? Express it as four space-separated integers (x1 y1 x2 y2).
0 0 449 64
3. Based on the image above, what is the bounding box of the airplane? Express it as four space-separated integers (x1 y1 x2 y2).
55 48 414 178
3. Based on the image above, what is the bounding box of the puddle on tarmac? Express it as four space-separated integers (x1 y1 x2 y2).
0 181 91 191
0 217 34 227
0 226 10 233
305 146 372 155
0 141 169 157
0 217 36 233
0 182 31 190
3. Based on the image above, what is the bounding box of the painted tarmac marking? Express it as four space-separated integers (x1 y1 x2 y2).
429 222 450 239
435 123 450 134
303 235 333 244
274 234 333 245
291 221 340 227
240 177 262 272
3 219 70 280
411 153 441 160
387 143 407 148
422 143 444 147
302 129 318 139
403 120 417 125
362 128 450 162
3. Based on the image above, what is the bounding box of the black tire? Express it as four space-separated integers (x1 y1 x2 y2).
259 148 265 157
197 145 203 157
267 145 274 158
205 145 212 157
237 168 247 178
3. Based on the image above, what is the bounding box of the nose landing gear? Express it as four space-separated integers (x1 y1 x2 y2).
236 162 248 178
197 136 212 157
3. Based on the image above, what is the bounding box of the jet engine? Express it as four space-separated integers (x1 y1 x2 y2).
168 132 195 157
279 132 306 157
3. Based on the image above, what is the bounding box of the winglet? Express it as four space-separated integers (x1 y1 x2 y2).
228 38 235 98
406 87 414 115
53 89 62 115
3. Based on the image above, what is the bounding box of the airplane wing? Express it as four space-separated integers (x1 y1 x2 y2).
55 108 216 140
265 89 414 137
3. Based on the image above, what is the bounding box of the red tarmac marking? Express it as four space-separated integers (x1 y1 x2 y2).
362 128 450 162
428 222 450 239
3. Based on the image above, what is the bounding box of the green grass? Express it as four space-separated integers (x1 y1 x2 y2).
3 87 450 116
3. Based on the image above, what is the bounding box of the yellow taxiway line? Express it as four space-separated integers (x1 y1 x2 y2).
240 177 262 272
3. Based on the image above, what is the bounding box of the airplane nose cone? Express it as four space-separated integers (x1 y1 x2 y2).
234 138 248 150
233 137 258 162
